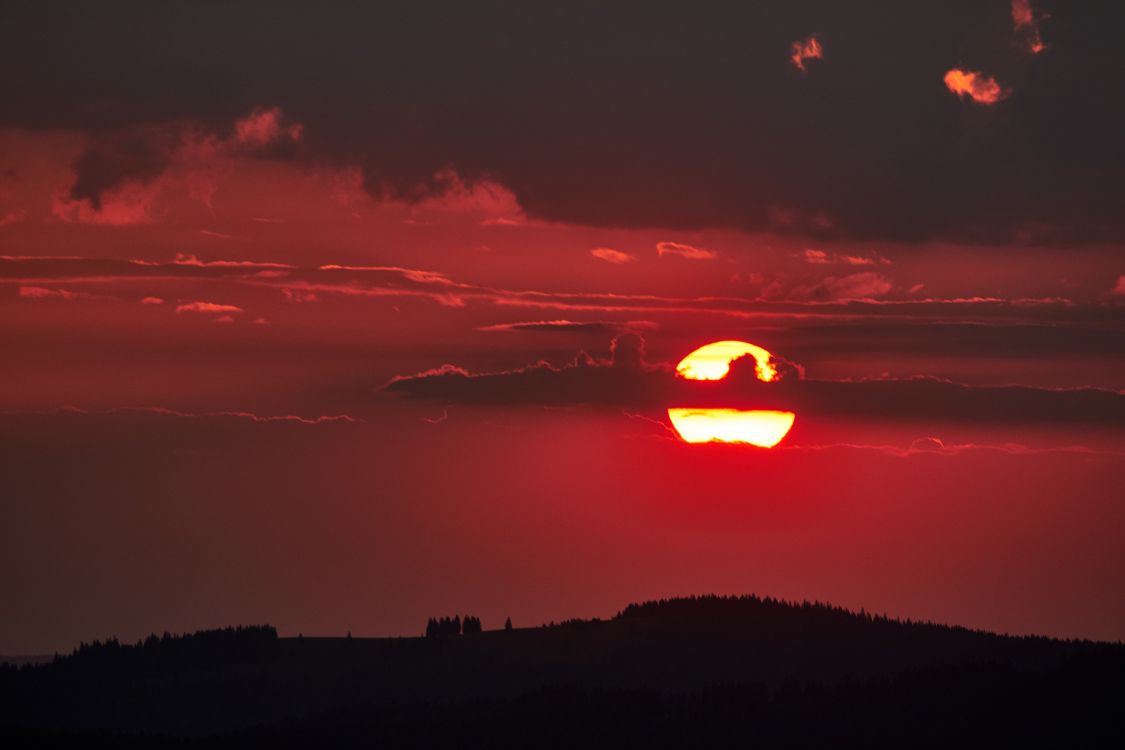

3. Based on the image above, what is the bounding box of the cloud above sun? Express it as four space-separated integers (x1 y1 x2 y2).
383 335 1125 427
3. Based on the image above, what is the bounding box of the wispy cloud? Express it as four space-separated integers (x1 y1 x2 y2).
18 286 93 301
656 241 717 260
790 34 823 73
174 301 244 314
478 319 659 334
1011 0 1047 54
590 247 636 264
803 249 890 266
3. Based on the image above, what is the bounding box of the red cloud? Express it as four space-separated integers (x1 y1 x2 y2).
803 248 890 266
234 107 303 148
790 35 823 73
944 69 1008 105
1011 0 1046 54
140 296 165 305
18 286 90 300
174 301 244 314
656 241 717 260
53 107 307 225
790 272 893 302
590 247 636 264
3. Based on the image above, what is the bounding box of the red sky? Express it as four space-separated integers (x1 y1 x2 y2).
1 1 1124 653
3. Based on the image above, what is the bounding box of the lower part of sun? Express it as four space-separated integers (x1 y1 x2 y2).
667 408 796 448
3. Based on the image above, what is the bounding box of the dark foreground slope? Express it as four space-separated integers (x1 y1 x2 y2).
3 596 1123 748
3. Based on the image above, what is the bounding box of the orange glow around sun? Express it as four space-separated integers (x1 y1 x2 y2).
668 341 796 447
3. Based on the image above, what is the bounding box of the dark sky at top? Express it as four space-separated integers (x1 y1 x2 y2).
3 0 1123 243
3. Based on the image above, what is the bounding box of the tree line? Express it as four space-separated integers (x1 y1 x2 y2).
425 615 512 637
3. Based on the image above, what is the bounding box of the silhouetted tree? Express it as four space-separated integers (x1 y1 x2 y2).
505 617 513 632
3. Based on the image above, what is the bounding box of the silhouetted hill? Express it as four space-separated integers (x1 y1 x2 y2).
2 595 1123 747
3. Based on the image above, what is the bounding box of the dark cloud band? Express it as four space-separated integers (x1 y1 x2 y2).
3 1 1124 243
383 337 1125 426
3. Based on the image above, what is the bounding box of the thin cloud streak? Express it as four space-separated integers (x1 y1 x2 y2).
656 241 718 260
590 247 636 264
1 255 1104 329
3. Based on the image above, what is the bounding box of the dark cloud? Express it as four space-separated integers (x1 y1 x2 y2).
383 335 1125 426
67 127 176 209
3 1 1124 243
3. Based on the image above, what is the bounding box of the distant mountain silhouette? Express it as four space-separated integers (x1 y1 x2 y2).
2 595 1123 747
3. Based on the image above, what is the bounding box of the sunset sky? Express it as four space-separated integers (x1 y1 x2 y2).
2 1 1124 653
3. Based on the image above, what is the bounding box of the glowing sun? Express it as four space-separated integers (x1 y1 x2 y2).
668 340 796 448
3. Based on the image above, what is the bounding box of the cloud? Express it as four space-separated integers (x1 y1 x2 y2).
1011 0 1046 54
407 167 525 223
170 253 294 270
0 255 1097 329
590 248 636 264
790 34 823 73
841 255 883 266
0 210 27 227
51 108 307 224
233 107 303 149
51 177 167 226
18 285 91 300
803 249 889 267
11 405 359 425
139 296 164 305
174 301 244 314
944 69 1008 105
478 320 659 334
1111 276 1125 296
4 4 1125 243
383 336 1125 426
790 272 893 302
282 288 318 303
656 241 717 260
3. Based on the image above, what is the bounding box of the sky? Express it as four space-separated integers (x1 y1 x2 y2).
1 0 1124 653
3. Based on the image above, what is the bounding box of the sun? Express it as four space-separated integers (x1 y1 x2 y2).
674 340 779 382
668 341 796 448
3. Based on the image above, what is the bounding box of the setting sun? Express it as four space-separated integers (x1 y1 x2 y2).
669 341 795 447
667 408 796 447
674 340 779 382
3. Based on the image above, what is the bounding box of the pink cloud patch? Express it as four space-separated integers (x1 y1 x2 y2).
944 69 1008 105
1011 0 1047 54
174 301 244 314
590 247 636 264
19 286 89 300
790 34 823 73
656 241 717 260
234 107 303 148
